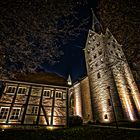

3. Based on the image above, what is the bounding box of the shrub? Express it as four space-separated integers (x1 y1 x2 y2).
68 115 83 127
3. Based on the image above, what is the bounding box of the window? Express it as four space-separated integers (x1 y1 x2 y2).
95 63 98 67
88 40 91 44
94 54 97 59
0 107 9 119
31 106 38 114
96 42 100 46
108 99 111 106
92 47 95 51
56 92 62 99
90 65 93 70
127 87 131 93
113 44 116 48
43 90 51 98
97 73 101 79
101 58 103 63
92 36 95 41
104 114 108 119
98 50 102 55
10 108 21 120
89 58 92 62
6 86 16 94
87 49 90 54
18 87 27 95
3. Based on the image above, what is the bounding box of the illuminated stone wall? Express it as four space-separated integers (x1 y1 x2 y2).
84 28 140 123
0 80 67 128
69 77 93 123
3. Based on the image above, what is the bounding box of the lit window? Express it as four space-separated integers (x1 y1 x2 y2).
97 73 101 79
108 99 111 106
31 106 38 114
55 92 62 99
6 86 16 94
0 107 9 119
104 114 108 119
43 90 51 98
10 108 21 120
18 87 27 95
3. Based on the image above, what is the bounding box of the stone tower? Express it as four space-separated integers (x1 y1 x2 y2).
84 11 140 123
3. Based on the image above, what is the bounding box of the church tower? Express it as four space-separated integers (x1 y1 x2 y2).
84 10 140 123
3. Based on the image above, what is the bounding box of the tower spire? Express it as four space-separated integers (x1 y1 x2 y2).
91 8 102 33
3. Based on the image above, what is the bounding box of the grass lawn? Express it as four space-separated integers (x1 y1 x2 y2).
0 125 140 140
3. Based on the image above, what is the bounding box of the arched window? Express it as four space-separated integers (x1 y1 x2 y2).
104 114 108 119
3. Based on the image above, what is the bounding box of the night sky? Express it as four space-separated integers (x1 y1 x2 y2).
44 1 98 82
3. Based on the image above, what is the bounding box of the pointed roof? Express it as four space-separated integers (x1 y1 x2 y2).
91 9 102 33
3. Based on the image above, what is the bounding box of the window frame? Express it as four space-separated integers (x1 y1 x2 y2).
31 106 38 115
10 107 21 120
43 90 51 98
5 86 16 94
55 91 62 99
0 107 10 119
17 87 27 95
